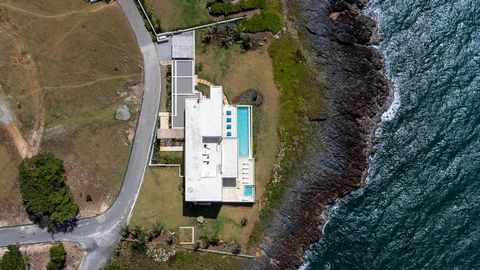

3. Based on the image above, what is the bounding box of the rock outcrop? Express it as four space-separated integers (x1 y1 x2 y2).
115 105 131 121
249 0 392 269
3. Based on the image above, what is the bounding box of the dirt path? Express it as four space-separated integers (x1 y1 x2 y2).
0 2 112 19
0 2 131 159
43 73 141 90
0 95 30 158
0 8 44 158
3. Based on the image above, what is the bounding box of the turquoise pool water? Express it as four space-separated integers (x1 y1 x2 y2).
237 107 250 157
244 185 253 197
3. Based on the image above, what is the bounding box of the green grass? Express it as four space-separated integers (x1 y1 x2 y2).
152 150 183 165
248 35 324 245
237 10 283 33
139 0 162 32
131 166 261 250
130 167 190 231
170 0 211 28
209 0 266 16
150 0 211 31
158 151 183 165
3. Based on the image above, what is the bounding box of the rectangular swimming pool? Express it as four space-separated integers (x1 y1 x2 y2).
237 106 250 157
244 185 254 197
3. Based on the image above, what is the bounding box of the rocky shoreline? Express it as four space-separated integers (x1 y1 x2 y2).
249 0 392 269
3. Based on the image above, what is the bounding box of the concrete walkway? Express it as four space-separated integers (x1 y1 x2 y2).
196 78 230 105
0 1 161 269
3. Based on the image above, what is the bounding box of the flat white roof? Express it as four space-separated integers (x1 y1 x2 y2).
184 86 224 202
185 87 223 137
185 177 223 202
184 87 256 203
221 138 238 178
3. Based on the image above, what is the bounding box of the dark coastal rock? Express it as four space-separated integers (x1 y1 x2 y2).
248 0 392 269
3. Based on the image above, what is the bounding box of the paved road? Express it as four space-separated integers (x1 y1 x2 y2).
0 1 161 269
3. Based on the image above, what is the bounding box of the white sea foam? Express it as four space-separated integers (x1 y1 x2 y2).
381 90 401 122
298 260 310 270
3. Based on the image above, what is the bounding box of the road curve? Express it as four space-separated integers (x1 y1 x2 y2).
0 1 161 269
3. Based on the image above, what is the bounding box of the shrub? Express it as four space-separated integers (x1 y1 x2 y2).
131 225 144 240
209 234 220 246
19 153 78 229
165 234 176 245
240 217 248 227
151 222 164 238
120 225 130 238
0 245 25 270
228 241 241 255
130 241 147 255
237 11 283 34
199 233 220 248
46 244 66 270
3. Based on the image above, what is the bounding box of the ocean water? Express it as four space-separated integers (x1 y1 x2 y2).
304 0 480 269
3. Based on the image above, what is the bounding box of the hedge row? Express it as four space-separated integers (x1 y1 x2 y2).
209 0 266 16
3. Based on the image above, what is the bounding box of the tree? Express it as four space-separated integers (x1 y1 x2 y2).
0 245 25 270
19 153 79 229
46 244 66 270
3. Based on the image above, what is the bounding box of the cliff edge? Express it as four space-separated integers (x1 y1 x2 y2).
249 0 392 268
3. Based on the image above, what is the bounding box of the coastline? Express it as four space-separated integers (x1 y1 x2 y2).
249 0 392 268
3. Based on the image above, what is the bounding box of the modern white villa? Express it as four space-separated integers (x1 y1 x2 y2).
160 31 256 203
184 87 255 203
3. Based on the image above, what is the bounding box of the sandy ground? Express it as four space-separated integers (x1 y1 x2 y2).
0 242 84 270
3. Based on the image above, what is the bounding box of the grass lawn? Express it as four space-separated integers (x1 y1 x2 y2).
196 32 281 205
130 167 190 231
0 0 142 223
130 167 260 252
156 151 183 165
150 0 212 31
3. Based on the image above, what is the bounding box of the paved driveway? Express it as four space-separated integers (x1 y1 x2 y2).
0 1 161 269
